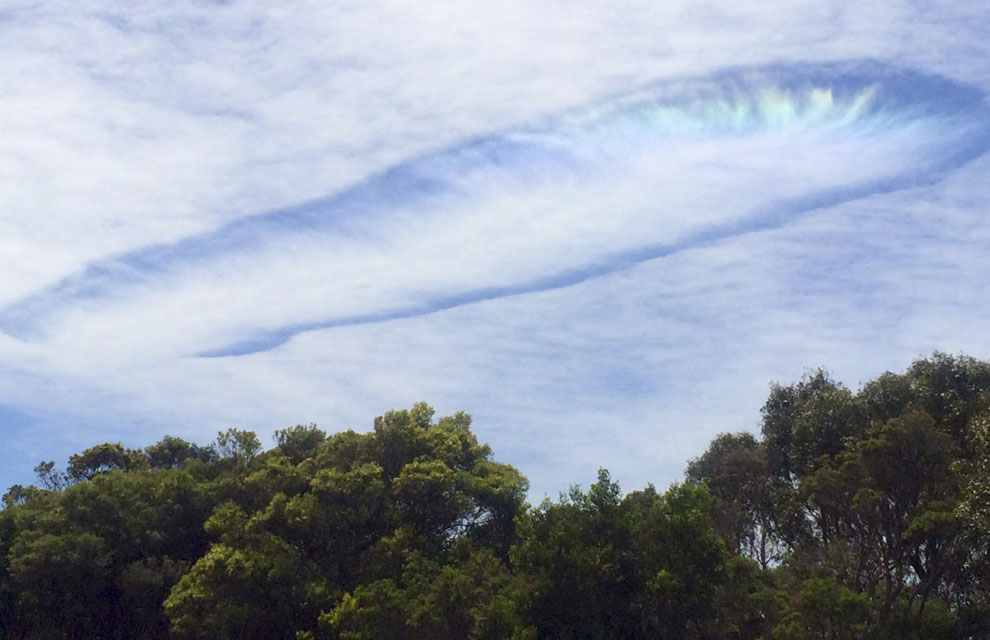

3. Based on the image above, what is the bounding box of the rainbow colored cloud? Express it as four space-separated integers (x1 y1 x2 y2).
2 62 988 357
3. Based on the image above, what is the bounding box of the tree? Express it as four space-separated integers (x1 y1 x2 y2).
216 427 262 464
146 436 217 469
512 470 725 640
686 432 784 567
2 484 31 507
33 460 67 491
802 411 961 633
274 424 326 464
761 370 865 482
326 540 532 640
905 352 990 448
163 404 527 639
3 358 990 640
6 531 112 639
67 442 146 482
164 528 328 640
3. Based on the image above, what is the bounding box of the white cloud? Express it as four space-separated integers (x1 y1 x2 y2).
2 0 990 496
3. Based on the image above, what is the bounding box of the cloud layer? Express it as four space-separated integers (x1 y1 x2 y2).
2 1 990 497
4 62 986 358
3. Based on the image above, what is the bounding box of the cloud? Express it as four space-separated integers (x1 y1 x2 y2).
2 1 990 497
4 62 986 358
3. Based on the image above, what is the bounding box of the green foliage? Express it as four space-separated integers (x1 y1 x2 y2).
67 442 147 481
512 470 725 639
139 404 528 639
215 427 262 463
761 369 866 481
326 540 532 640
274 424 327 464
163 536 328 640
686 432 784 566
710 353 990 638
8 531 112 638
794 576 870 640
32 460 67 490
146 435 218 469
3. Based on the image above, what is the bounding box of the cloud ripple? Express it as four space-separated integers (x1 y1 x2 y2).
2 61 988 357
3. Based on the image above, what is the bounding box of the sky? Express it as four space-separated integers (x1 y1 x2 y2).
2 1 990 499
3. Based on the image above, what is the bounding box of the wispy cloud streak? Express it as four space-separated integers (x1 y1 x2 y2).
3 61 985 359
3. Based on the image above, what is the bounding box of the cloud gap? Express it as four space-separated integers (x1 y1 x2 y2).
2 60 988 357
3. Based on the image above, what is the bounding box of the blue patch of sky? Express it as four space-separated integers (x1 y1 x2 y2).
0 404 43 492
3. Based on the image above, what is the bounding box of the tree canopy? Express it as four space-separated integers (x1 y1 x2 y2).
1 355 989 639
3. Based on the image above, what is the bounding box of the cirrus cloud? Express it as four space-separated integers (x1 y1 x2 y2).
2 1 990 498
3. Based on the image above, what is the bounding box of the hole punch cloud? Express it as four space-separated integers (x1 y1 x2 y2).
2 61 988 358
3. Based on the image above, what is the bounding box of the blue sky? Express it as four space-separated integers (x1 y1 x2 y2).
2 1 990 498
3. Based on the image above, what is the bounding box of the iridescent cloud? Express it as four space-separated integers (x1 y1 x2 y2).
2 62 988 358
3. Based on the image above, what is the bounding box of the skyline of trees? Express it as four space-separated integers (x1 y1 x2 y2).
2 352 988 639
